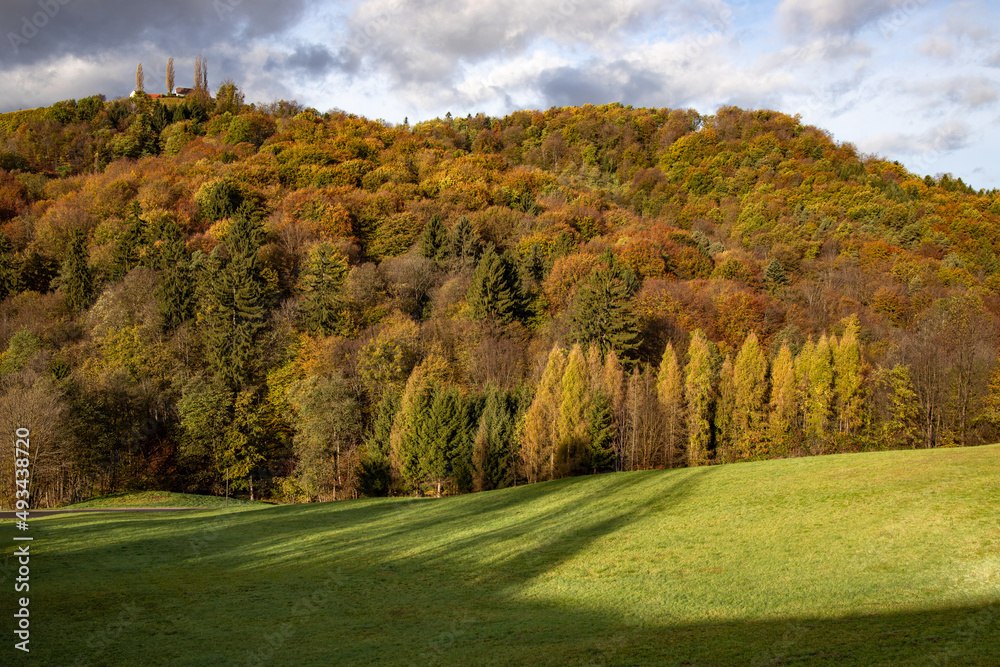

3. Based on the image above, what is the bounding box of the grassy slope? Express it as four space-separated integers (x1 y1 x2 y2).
62 491 266 509
6 446 1000 666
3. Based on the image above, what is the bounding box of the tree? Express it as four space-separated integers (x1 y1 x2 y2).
763 258 788 291
656 342 684 468
878 365 920 448
417 384 465 497
219 387 268 500
555 344 592 477
803 335 834 443
200 208 274 388
715 355 735 462
449 215 481 268
833 316 864 435
287 373 360 501
599 350 627 471
202 57 209 93
60 230 94 312
521 345 566 482
109 203 145 281
685 330 715 466
419 214 448 261
769 343 797 451
155 222 195 332
215 79 244 115
733 331 769 458
473 386 526 491
298 242 349 335
166 57 175 94
357 390 399 497
194 55 203 92
135 62 144 93
585 390 616 473
467 244 523 324
569 267 638 359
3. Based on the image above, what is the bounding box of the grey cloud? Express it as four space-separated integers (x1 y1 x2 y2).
866 120 972 156
0 0 310 67
776 0 898 37
264 44 336 75
538 62 669 108
903 76 999 110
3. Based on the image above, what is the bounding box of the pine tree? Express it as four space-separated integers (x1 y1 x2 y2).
358 390 399 497
656 342 685 468
833 315 864 435
61 230 94 312
715 355 735 463
390 353 451 490
109 202 145 281
555 344 592 477
219 387 267 500
419 384 464 497
200 208 273 388
733 331 769 458
467 244 523 324
569 267 638 359
684 330 715 466
299 242 349 335
156 225 195 332
769 343 797 451
449 215 481 267
166 57 175 94
419 214 448 261
135 62 144 93
521 345 566 482
763 258 788 290
585 390 616 473
473 386 524 491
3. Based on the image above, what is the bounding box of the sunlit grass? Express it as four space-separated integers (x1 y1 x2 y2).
7 445 999 665
62 490 268 509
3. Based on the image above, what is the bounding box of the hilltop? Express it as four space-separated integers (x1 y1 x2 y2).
0 89 998 507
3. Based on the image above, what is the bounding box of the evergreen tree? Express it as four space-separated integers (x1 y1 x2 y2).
61 230 94 312
419 214 448 261
555 344 592 477
473 386 525 491
715 355 735 463
656 342 685 468
600 349 627 471
299 242 349 335
0 232 19 301
220 387 268 500
156 222 195 331
833 316 864 435
200 208 273 388
521 345 566 482
763 258 788 290
390 353 451 490
733 331 769 458
357 390 399 497
569 267 639 359
467 244 523 324
585 389 616 473
109 202 145 281
684 330 715 466
419 384 465 496
449 215 481 267
769 343 797 451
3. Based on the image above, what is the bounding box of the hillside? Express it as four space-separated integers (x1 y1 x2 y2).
17 446 1000 665
0 89 999 506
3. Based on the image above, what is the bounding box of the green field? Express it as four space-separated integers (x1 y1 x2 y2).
62 491 267 510
4 446 999 665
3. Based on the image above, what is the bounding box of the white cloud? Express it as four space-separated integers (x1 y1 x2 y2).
775 0 900 37
865 120 972 155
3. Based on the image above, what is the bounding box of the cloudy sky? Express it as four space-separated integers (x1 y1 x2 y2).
1 0 997 187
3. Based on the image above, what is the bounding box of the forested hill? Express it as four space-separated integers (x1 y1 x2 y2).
1 89 998 507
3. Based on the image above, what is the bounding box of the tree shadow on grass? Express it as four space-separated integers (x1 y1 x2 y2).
9 467 1000 666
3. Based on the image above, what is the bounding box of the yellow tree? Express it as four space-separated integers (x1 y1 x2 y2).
555 344 592 477
769 343 797 452
733 331 769 458
684 330 715 466
656 342 684 468
521 345 566 483
833 316 864 435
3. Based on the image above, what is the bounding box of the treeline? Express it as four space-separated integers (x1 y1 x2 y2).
0 90 999 507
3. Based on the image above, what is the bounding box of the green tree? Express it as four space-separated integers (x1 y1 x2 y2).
220 387 268 500
585 389 616 473
763 258 788 290
569 267 639 359
467 244 523 324
473 386 526 491
298 242 349 335
684 330 715 466
656 342 685 468
155 222 195 331
880 365 920 448
733 331 769 458
109 203 145 281
60 230 94 312
449 215 481 267
418 384 465 497
419 214 448 261
357 390 399 497
715 355 735 462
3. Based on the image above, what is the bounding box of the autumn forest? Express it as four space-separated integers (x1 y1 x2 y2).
1 85 999 507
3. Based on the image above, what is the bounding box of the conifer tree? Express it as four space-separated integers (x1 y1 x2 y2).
390 353 451 490
449 215 481 267
419 384 464 496
733 331 769 458
600 349 627 470
521 345 566 482
61 230 94 312
833 316 864 435
794 338 816 433
569 267 638 359
419 214 448 261
763 258 788 290
881 365 920 447
715 355 736 462
156 224 195 332
585 390 616 473
467 244 523 324
0 232 17 301
109 202 145 281
166 57 175 94
804 335 834 441
684 330 715 466
656 342 685 468
357 390 399 497
299 242 349 335
473 386 524 491
769 343 797 450
555 344 592 477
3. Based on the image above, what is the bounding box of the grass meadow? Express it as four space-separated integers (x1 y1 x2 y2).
3 445 999 665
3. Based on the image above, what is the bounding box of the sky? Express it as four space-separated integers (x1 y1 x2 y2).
0 0 997 188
